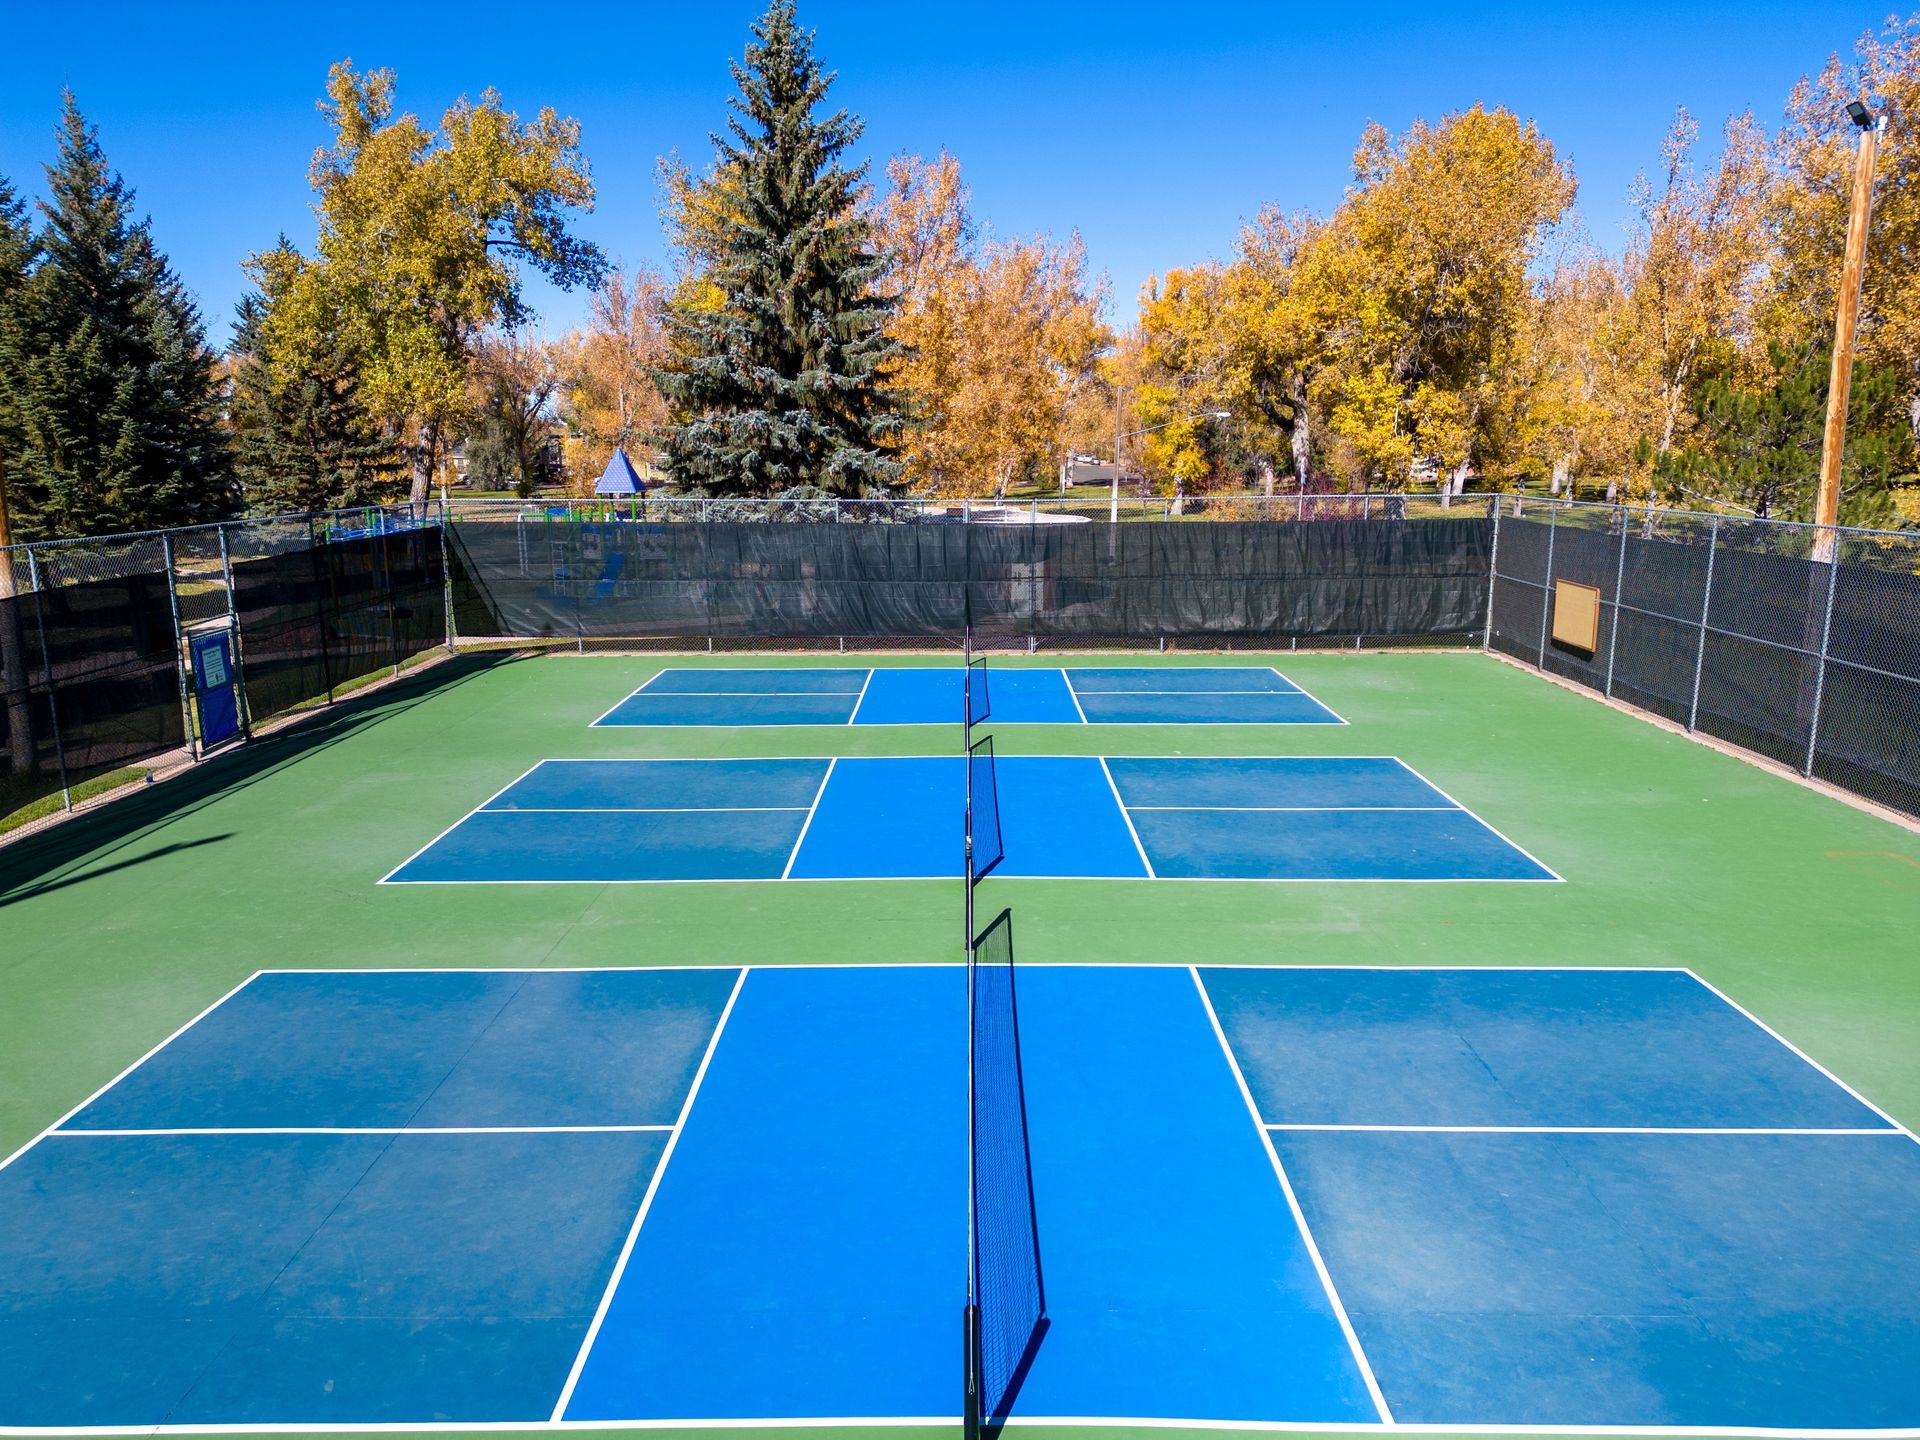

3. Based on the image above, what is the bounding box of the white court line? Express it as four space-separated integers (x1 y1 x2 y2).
612 690 866 698
0 971 267 1178
49 1125 677 1137
1188 966 1394 1424
380 872 1566 887
260 963 1690 974
1264 1124 1901 1136
550 966 750 1421
377 759 548 884
1682 970 1920 1149
846 668 876 724
476 807 811 815
1062 668 1092 724
584 671 666 728
1383 756 1566 883
1124 805 1461 813
1098 756 1156 879
6 1417 1920 1437
780 759 837 881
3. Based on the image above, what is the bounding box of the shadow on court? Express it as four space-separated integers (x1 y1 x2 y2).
0 651 518 906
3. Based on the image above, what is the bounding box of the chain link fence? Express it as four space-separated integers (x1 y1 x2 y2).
445 491 1494 527
1 505 447 830
8 489 1916 833
1487 496 1920 821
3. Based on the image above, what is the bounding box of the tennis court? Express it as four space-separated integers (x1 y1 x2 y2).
592 665 1346 726
380 754 1556 883
2 962 1913 1429
4 642 1920 1440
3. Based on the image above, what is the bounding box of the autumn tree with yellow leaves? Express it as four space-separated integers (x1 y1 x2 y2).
875 153 1111 497
252 62 604 511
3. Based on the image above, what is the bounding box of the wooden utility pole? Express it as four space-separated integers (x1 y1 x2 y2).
1813 107 1885 563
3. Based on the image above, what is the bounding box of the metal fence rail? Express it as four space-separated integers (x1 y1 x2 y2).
1 505 446 826
1485 496 1920 820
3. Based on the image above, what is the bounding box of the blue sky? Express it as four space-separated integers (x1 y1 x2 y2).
0 0 1890 342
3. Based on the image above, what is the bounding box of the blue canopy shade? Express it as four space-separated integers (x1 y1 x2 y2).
593 448 646 496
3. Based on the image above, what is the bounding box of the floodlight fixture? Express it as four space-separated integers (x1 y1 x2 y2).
1846 100 1875 130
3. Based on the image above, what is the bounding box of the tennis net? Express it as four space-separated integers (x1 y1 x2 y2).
965 906 1047 1440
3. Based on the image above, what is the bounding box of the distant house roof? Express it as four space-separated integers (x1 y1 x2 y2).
593 448 646 496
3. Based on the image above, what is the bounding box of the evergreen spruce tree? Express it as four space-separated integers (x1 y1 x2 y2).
230 270 398 515
1655 341 1913 527
0 173 35 505
5 95 234 540
658 1 906 497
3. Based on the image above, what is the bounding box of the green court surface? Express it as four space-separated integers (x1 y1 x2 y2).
3 648 1919 1440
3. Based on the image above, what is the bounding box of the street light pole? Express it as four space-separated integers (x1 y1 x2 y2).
1813 102 1885 563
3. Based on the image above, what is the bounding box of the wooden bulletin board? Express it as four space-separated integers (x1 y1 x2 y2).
1552 579 1603 653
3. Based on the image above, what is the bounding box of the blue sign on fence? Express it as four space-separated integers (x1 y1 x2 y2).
191 632 242 749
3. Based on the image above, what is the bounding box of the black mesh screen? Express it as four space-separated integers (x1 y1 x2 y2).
448 516 1493 645
0 570 185 816
1490 505 1920 822
232 545 332 723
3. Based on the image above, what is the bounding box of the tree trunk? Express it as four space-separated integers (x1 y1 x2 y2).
408 418 441 517
1550 455 1570 497
1257 460 1275 497
1288 373 1311 488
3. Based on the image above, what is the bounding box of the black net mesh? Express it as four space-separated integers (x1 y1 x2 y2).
967 907 1046 1440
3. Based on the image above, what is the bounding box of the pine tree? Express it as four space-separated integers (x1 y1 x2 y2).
230 271 398 515
0 173 35 505
1655 341 1913 527
4 95 234 540
657 1 906 497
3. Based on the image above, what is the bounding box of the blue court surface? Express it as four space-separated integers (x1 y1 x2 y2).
381 755 1557 884
591 665 1346 727
3 964 1914 1431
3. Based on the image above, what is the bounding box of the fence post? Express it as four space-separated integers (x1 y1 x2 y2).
1482 496 1501 652
161 532 199 762
310 515 336 705
1803 538 1842 777
438 510 456 654
25 547 72 811
1603 505 1629 698
1687 518 1718 733
217 523 252 738
376 525 401 677
1534 504 1557 669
